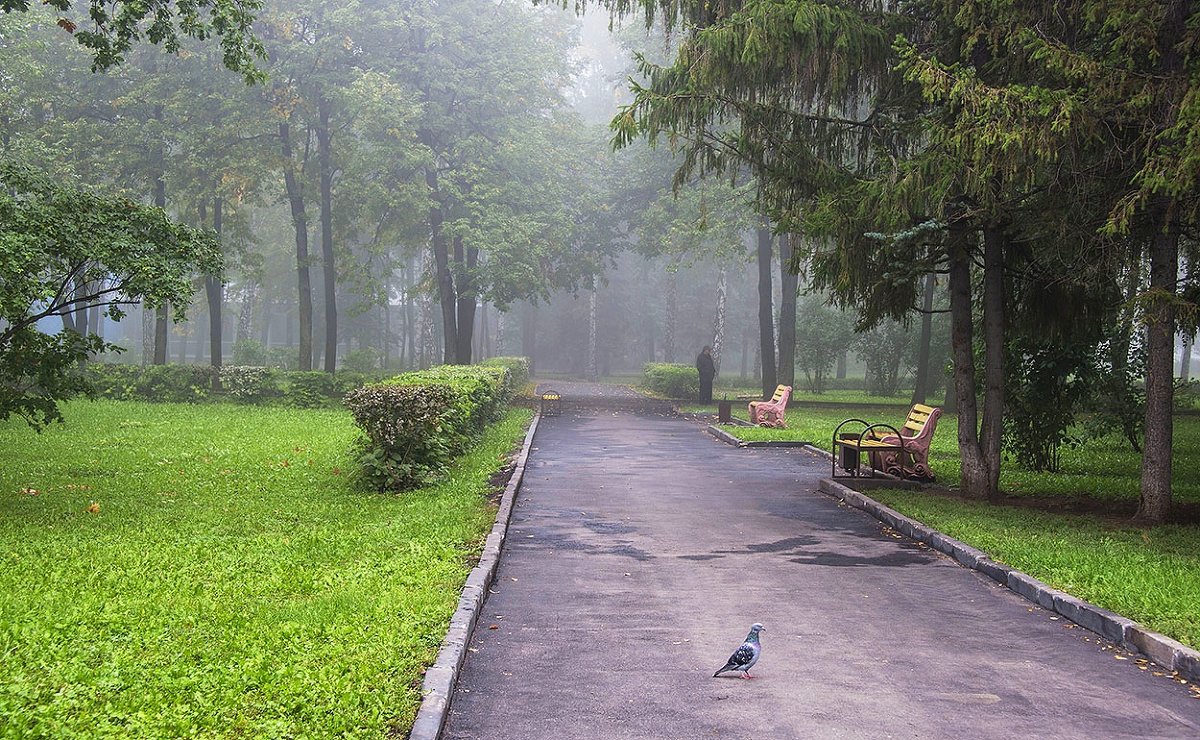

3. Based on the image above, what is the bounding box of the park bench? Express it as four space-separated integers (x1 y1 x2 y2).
831 403 942 481
540 389 562 416
748 384 792 427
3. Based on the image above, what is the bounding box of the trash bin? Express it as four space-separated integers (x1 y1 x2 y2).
839 434 860 473
717 398 733 423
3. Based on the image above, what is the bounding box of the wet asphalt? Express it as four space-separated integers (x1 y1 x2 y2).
442 391 1199 739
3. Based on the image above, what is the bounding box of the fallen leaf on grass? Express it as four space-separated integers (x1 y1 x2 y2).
85 502 101 514
19 488 40 496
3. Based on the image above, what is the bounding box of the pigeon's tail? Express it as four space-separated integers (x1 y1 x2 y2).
713 663 735 678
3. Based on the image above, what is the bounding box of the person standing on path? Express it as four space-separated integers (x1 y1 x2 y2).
696 345 716 404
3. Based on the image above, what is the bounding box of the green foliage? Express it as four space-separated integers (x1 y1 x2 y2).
217 365 275 403
341 347 381 373
230 338 270 366
481 356 531 389
854 319 913 397
82 363 382 408
85 363 215 403
283 372 338 409
1002 338 1097 472
0 160 221 427
0 0 264 80
642 362 699 399
794 294 855 394
346 364 515 491
0 399 531 735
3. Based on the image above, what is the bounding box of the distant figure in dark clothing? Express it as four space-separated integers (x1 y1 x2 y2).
696 346 716 404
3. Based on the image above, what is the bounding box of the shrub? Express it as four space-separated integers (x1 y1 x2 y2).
231 339 270 367
345 383 458 491
482 356 530 389
643 362 698 399
218 365 276 403
347 364 515 491
342 347 381 372
285 372 338 408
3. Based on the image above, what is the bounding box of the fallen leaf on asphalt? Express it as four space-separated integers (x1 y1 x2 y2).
488 624 499 630
1114 655 1127 661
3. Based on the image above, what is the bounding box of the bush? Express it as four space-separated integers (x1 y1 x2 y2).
346 364 515 491
345 383 458 491
342 347 381 372
86 364 215 403
218 365 276 403
482 356 530 389
231 339 270 367
285 371 338 408
643 363 698 399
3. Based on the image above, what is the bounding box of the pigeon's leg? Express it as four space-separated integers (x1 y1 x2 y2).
741 671 752 680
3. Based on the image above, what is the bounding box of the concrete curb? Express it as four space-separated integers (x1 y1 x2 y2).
816 477 1200 684
408 412 541 740
704 425 812 448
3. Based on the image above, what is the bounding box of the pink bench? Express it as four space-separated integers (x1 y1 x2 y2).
748 385 791 428
832 404 942 480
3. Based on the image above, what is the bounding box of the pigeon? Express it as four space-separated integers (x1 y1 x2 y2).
713 623 764 679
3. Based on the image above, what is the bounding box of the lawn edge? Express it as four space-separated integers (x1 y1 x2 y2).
816 476 1200 684
408 410 541 740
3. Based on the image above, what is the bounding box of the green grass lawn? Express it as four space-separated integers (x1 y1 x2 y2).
714 405 1200 506
0 399 532 738
869 489 1200 650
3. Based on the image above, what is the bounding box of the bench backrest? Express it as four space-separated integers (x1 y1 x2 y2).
901 403 941 442
769 384 789 404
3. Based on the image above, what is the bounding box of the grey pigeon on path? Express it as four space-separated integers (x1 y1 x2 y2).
713 623 764 679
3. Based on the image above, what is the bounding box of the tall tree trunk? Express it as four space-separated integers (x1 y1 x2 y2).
418 249 436 369
756 227 777 397
948 215 990 499
980 225 1006 502
663 271 677 362
279 120 313 371
1183 331 1194 382
152 143 168 365
141 303 154 365
777 233 797 387
205 197 224 382
237 281 255 344
453 236 478 364
836 351 847 380
425 165 457 364
911 273 937 405
586 283 598 381
711 267 728 375
316 95 337 373
1137 198 1180 524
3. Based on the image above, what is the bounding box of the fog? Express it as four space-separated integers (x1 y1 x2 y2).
6 0 1194 394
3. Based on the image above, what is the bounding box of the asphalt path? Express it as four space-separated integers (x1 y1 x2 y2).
443 391 1199 739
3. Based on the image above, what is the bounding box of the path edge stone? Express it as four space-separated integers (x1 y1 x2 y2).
816 477 1200 684
408 411 542 740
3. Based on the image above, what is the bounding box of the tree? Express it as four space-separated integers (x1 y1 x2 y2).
0 0 263 80
0 161 221 427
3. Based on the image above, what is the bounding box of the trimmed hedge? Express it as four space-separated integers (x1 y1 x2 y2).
345 364 516 491
482 356 530 389
643 362 699 399
84 363 388 408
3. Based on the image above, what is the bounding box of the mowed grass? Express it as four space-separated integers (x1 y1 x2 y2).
867 489 1200 649
718 405 1200 505
0 399 533 738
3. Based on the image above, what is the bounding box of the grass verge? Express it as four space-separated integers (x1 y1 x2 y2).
714 406 1200 506
0 399 533 738
868 489 1200 650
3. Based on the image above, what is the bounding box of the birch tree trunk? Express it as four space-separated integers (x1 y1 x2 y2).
711 267 728 375
586 284 598 381
316 95 338 373
663 271 677 363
